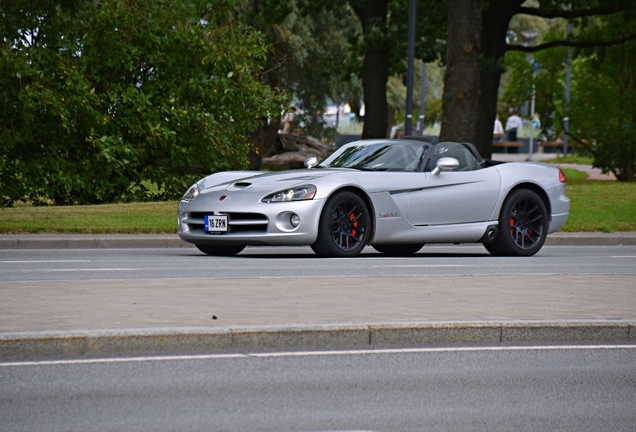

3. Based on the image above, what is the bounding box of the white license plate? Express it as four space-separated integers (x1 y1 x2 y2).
204 215 228 232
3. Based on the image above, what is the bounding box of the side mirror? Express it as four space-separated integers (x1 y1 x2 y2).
432 157 459 175
304 156 318 168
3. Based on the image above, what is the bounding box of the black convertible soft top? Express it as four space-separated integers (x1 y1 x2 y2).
400 135 505 168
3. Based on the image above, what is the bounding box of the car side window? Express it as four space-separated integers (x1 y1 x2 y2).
426 142 481 172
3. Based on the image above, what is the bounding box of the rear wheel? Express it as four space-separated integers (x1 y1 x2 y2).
311 191 370 257
484 189 548 257
195 244 245 256
372 244 424 256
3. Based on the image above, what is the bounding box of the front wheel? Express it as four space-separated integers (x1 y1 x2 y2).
484 189 548 257
195 244 245 256
311 191 371 257
372 244 424 256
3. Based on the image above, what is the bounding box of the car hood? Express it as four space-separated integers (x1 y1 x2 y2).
199 169 341 193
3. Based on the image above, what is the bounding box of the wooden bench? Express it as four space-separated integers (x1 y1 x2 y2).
492 141 523 154
540 141 572 153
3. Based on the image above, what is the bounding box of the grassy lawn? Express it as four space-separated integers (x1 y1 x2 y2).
1 169 634 234
0 201 178 234
541 155 595 165
561 174 636 232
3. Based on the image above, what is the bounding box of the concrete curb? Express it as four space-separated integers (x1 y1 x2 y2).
2 320 635 361
1 232 636 249
0 234 191 250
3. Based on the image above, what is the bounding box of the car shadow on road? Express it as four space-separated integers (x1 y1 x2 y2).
185 252 494 259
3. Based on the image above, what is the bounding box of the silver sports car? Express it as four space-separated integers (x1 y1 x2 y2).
178 137 569 257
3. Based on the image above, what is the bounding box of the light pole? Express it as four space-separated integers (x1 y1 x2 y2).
521 30 539 161
418 61 427 136
404 0 416 136
563 21 573 156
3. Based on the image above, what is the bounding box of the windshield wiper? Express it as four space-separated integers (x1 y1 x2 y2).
355 167 388 171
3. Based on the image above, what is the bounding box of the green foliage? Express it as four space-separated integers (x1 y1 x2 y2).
0 0 284 206
244 0 448 137
388 60 444 130
568 23 636 181
502 26 569 139
239 0 360 137
502 10 636 181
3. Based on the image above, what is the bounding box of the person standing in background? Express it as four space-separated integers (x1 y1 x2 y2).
493 115 504 136
282 107 296 134
505 111 523 141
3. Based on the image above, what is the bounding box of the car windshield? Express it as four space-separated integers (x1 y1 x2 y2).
318 140 430 172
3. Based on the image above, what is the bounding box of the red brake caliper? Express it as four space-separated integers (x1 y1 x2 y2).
510 217 515 236
350 212 357 238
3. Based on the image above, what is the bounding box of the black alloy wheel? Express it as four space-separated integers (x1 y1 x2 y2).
484 188 548 257
196 244 246 256
311 191 370 257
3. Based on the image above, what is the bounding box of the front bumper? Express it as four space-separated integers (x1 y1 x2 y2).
178 198 325 246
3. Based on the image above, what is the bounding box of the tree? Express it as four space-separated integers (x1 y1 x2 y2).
0 0 282 206
568 18 636 181
501 27 569 140
241 0 362 166
439 0 636 158
244 0 447 151
348 0 447 138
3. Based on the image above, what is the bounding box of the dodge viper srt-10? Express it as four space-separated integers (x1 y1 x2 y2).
178 137 569 257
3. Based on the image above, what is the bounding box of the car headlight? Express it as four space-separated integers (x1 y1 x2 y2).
181 183 199 202
261 185 316 203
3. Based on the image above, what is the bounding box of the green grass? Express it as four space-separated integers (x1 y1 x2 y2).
1 173 634 234
561 178 636 232
541 155 595 165
0 201 179 234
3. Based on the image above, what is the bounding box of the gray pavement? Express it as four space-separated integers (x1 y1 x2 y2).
2 231 636 249
2 233 636 360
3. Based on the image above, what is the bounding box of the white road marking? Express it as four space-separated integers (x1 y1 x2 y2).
1 260 90 263
377 264 470 268
1 354 247 367
2 345 635 367
19 268 140 272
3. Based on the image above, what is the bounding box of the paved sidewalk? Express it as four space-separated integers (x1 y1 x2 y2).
2 271 635 360
2 233 635 360
2 275 635 332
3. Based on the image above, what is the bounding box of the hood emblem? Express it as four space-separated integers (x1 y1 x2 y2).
220 195 227 201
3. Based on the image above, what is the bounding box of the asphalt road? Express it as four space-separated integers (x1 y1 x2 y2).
1 244 636 282
2 345 635 432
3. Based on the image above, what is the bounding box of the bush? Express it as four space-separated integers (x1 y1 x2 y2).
0 0 284 205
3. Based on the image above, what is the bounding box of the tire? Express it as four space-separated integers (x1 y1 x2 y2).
484 189 548 257
195 244 245 256
311 191 371 257
372 244 424 256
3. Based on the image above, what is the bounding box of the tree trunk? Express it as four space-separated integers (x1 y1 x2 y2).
360 43 390 138
351 0 390 139
439 0 483 143
249 119 281 170
474 0 524 157
440 0 524 157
